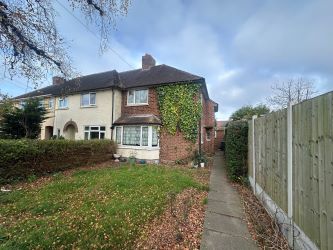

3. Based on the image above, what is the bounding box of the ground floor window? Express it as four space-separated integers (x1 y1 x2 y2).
84 126 105 139
115 125 159 147
206 128 212 141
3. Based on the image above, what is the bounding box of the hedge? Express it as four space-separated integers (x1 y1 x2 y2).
224 120 248 181
0 139 116 184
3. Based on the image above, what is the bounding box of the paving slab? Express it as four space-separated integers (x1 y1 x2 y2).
206 200 244 219
200 151 258 250
201 230 258 250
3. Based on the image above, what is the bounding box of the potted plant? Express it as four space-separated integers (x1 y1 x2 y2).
192 150 206 168
128 151 137 166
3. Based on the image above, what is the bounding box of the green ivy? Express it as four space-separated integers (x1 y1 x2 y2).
156 83 202 142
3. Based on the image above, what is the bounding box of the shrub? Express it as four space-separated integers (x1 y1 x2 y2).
224 120 248 181
0 139 116 184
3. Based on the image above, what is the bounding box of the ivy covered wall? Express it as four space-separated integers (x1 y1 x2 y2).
156 83 202 142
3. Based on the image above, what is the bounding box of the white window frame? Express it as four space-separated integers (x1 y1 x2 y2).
127 89 149 106
206 129 212 141
81 92 96 107
38 99 44 108
115 126 123 144
115 125 159 148
48 98 54 109
58 97 68 109
84 125 106 140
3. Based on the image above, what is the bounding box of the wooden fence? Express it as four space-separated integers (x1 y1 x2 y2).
248 91 333 250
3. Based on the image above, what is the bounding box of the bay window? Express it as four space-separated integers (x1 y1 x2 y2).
84 126 105 140
81 93 96 107
115 125 159 147
127 89 148 105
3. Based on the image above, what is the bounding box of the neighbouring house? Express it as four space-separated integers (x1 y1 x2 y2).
14 54 218 163
214 120 228 151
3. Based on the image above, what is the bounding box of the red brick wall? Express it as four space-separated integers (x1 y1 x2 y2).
214 129 224 150
121 87 217 161
201 97 216 155
121 88 160 116
159 129 197 163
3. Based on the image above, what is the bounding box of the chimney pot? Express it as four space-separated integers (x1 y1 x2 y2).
142 54 156 70
52 76 65 85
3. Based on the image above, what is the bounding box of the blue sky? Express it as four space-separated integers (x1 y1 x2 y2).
1 0 332 120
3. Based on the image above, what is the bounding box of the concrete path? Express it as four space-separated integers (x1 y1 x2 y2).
200 151 258 250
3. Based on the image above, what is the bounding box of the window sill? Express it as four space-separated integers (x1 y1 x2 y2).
118 145 160 150
56 107 69 110
126 103 149 107
80 105 97 109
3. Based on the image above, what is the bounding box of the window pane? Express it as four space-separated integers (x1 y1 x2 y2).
116 127 121 144
90 93 96 105
123 126 140 146
59 97 68 108
49 98 54 109
90 131 99 139
142 127 148 146
100 126 106 131
136 90 148 104
84 132 89 140
81 94 89 106
91 126 99 131
84 126 89 131
100 132 105 139
39 100 44 108
128 90 135 104
152 126 158 146
206 129 211 140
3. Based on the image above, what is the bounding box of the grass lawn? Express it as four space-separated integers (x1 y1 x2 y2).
0 165 206 249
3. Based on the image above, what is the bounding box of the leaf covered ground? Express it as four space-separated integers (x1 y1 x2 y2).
0 164 208 249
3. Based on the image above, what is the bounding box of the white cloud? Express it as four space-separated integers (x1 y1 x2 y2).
1 0 332 120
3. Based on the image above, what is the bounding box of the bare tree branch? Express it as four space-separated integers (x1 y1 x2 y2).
267 78 316 109
0 0 130 87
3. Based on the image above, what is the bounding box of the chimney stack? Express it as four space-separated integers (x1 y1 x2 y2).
142 54 156 70
52 76 65 85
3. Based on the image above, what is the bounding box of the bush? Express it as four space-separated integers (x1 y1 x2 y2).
0 139 116 184
224 120 248 181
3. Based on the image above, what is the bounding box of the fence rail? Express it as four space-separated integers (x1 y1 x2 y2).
248 91 333 250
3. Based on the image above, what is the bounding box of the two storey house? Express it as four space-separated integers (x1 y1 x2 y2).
15 54 218 163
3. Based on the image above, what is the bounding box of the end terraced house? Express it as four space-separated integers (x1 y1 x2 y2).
15 54 218 163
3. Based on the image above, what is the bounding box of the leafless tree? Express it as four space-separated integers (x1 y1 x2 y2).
267 78 316 109
0 0 130 86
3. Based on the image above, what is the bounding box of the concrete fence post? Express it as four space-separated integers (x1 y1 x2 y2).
287 102 294 247
252 115 257 194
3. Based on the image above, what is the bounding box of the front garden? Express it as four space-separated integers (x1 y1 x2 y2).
0 163 209 249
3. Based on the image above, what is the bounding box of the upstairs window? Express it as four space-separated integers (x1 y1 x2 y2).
38 99 44 108
58 97 68 109
48 98 54 109
81 93 96 107
127 89 148 105
19 101 26 109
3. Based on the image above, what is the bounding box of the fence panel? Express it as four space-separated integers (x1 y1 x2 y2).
249 91 333 250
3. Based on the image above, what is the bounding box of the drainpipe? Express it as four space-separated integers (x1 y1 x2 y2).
111 89 115 140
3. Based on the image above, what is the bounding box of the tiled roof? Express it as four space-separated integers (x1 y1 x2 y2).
15 64 204 99
113 114 162 125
